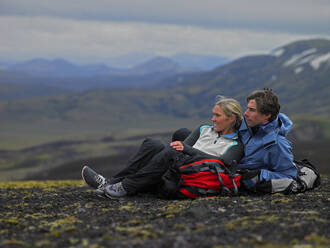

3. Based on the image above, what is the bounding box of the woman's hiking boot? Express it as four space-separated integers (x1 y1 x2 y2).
81 166 110 198
104 182 127 199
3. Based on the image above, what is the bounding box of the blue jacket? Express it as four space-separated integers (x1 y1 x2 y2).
238 113 297 182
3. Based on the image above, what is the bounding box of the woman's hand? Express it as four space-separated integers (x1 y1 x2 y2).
170 141 184 151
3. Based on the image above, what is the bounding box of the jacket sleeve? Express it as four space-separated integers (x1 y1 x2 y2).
219 139 244 167
182 126 201 146
260 137 297 181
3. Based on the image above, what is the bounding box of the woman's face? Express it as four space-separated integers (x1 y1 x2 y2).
211 105 235 134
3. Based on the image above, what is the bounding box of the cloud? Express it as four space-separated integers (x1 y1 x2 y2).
1 0 329 66
0 16 313 64
1 0 330 34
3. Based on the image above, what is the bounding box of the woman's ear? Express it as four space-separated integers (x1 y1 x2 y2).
230 114 236 123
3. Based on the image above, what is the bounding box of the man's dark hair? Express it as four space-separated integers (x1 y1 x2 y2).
246 88 280 122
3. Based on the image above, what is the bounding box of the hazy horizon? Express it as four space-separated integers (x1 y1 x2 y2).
1 0 330 67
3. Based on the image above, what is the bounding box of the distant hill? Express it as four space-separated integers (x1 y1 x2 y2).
0 82 68 101
8 58 112 77
0 39 329 123
7 57 197 78
0 56 202 94
171 53 229 70
168 38 330 118
129 56 197 75
0 69 70 100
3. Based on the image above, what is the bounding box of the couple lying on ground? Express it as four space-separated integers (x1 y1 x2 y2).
82 89 320 199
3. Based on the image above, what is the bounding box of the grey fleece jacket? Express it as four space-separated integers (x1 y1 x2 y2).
182 125 244 167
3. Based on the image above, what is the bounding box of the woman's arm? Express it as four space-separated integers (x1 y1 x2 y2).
219 140 244 167
170 126 201 152
182 126 201 146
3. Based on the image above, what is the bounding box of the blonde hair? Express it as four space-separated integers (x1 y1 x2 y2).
215 95 243 130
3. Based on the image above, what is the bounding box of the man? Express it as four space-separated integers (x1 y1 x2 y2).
238 88 298 193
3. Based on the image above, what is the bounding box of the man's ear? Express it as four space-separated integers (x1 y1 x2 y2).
263 113 272 123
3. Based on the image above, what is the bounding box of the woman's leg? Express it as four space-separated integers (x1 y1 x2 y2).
172 128 191 142
120 145 182 194
110 138 165 183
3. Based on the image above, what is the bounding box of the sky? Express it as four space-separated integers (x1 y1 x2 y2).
1 0 330 67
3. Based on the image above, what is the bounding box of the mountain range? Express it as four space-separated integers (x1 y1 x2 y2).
0 56 216 94
167 38 330 118
0 39 329 127
5 56 200 78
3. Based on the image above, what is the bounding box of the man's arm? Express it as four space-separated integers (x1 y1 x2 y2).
241 137 298 192
260 137 297 181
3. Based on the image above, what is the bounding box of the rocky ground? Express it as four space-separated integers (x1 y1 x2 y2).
0 177 329 248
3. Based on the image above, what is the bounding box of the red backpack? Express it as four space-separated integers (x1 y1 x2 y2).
178 159 241 198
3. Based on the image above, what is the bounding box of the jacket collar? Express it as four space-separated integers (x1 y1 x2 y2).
212 126 238 139
239 116 280 135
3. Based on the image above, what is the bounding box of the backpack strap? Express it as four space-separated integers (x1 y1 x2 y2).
212 162 239 196
181 185 222 197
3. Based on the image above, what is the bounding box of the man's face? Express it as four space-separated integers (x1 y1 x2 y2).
244 99 271 127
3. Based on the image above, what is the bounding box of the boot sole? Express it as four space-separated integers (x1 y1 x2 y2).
81 165 98 189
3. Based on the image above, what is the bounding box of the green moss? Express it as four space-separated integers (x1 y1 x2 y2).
156 200 192 218
123 218 145 226
271 197 292 204
36 215 84 238
254 244 293 248
3 216 20 226
304 233 329 246
0 180 84 189
24 212 50 220
84 202 95 209
119 202 135 212
173 223 186 230
34 239 52 247
0 239 29 246
115 225 159 239
225 215 280 230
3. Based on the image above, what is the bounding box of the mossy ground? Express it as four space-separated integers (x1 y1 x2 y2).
0 178 329 248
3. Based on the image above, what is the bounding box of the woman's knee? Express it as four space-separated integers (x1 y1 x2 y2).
142 137 165 152
172 128 191 142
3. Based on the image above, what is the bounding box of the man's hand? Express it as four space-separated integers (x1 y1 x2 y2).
170 141 184 151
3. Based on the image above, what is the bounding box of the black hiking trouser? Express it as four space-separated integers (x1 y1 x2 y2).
111 137 189 195
110 138 164 187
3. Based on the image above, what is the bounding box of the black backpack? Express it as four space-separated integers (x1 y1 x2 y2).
294 159 321 192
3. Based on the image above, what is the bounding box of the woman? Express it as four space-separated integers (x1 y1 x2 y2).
82 96 244 199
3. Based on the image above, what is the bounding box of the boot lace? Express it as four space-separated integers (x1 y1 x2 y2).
94 175 107 189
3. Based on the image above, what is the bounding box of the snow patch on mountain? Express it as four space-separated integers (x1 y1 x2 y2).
271 48 285 57
283 48 317 67
270 75 277 81
310 52 330 70
283 48 330 71
295 67 303 74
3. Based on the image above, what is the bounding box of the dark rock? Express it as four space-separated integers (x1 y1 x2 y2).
0 177 329 247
